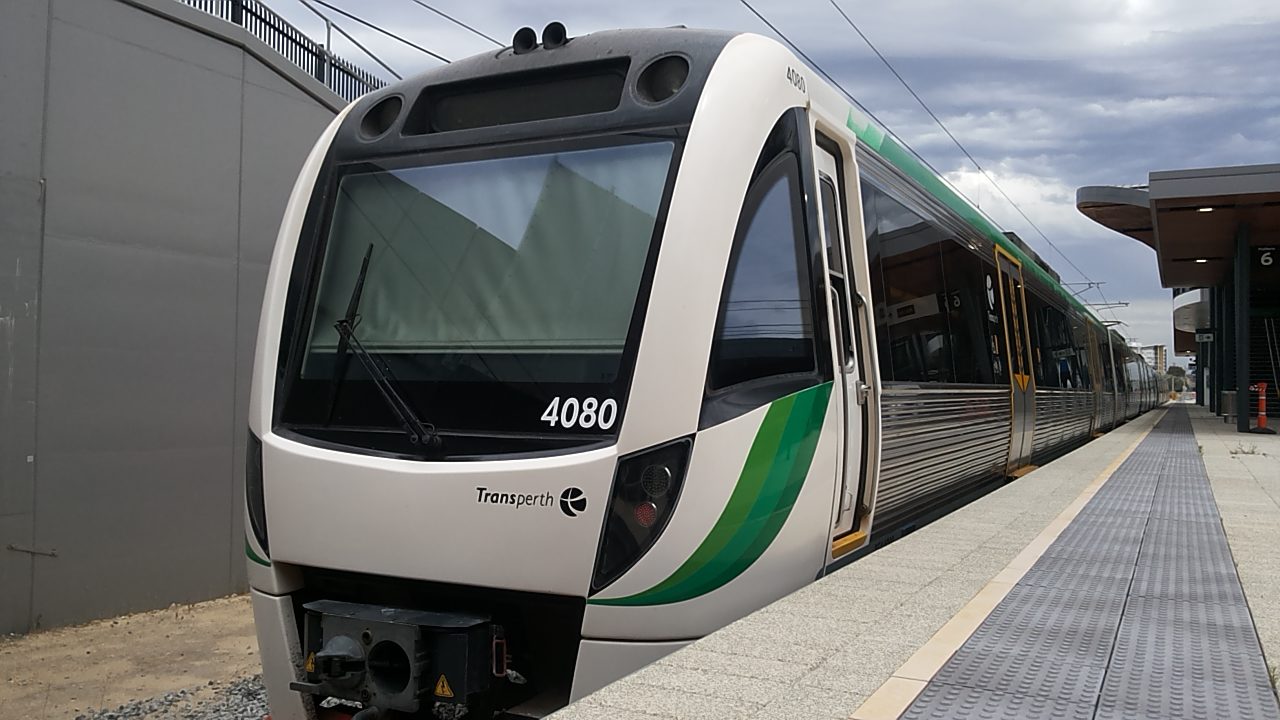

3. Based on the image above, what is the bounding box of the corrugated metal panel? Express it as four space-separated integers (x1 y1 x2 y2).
875 386 1011 524
1031 389 1093 456
1099 393 1116 430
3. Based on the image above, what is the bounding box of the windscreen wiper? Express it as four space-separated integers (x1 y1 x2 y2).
324 245 372 425
334 319 440 448
326 244 440 449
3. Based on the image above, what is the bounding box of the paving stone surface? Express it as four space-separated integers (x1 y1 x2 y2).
903 406 1280 720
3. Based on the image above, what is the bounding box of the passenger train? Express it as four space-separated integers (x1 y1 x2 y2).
246 24 1160 719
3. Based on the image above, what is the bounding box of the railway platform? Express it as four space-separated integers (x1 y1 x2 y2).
550 403 1280 720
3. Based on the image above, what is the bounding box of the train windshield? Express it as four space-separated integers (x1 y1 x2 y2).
281 139 677 454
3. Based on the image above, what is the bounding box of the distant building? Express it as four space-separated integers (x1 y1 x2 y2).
1141 345 1168 373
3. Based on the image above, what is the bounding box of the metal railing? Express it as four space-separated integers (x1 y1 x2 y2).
182 0 386 101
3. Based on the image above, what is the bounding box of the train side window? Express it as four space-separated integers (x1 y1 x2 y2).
940 244 994 384
859 182 892 379
1027 292 1079 389
707 152 816 392
1070 315 1092 389
1099 338 1116 393
820 177 855 366
869 185 953 383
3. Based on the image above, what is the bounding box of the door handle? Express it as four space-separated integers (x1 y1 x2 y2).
853 289 875 375
828 286 854 372
855 380 870 405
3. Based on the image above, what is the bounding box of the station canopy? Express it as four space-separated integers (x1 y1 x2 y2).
1076 163 1280 288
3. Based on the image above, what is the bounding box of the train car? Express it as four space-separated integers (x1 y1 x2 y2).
246 24 1157 719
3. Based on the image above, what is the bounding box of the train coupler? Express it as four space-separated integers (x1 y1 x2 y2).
291 600 493 715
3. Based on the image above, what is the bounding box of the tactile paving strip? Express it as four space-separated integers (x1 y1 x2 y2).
901 683 1094 720
955 584 1127 666
1095 597 1277 720
1131 561 1246 605
1018 557 1134 594
899 408 1280 720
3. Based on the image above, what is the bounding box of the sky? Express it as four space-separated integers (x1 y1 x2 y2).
270 0 1280 367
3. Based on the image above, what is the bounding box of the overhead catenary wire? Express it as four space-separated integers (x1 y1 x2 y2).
402 0 503 46
294 0 403 79
309 0 452 64
739 0 1119 323
736 0 897 138
821 0 1120 321
736 1 1001 258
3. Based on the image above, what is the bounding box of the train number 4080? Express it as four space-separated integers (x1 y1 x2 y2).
541 396 619 430
786 66 806 93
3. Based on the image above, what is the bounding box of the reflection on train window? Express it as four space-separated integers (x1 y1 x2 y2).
1070 316 1092 389
708 154 815 390
1028 291 1082 389
860 182 891 376
1099 337 1117 392
940 245 994 384
302 141 674 382
862 182 953 382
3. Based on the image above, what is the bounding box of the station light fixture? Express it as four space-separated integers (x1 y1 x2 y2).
1195 258 1209 263
1197 207 1214 212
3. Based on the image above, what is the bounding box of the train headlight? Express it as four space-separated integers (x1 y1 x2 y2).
640 464 671 498
591 438 692 592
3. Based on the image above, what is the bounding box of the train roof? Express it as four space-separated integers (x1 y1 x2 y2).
330 27 735 163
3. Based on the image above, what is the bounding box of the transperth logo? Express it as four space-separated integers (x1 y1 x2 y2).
559 487 587 517
473 486 586 518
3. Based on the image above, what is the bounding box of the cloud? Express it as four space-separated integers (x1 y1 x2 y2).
1111 296 1182 364
943 164 1099 250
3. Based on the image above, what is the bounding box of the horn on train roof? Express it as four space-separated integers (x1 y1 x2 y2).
542 22 569 49
512 26 537 54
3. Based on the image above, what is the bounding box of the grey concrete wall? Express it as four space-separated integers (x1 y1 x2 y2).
0 0 339 633
0 0 51 636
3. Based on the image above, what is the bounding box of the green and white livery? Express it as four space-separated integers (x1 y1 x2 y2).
248 24 1157 720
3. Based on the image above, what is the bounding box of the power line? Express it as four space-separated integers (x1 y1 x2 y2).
294 0 402 79
740 0 1116 321
735 2 916 178
402 0 502 46
309 0 451 64
736 1 997 252
823 0 1113 315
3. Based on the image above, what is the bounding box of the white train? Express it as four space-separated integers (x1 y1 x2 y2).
247 24 1159 720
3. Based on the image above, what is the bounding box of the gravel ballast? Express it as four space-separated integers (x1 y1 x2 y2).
75 675 267 720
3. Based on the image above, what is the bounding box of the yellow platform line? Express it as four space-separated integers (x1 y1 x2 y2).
849 409 1165 720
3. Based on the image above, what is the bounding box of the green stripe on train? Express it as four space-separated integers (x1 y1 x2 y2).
246 538 271 567
590 382 832 606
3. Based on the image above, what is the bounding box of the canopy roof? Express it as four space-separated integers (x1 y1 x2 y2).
1077 163 1280 287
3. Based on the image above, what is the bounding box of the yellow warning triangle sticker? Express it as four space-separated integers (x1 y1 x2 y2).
434 674 454 698
1014 373 1030 392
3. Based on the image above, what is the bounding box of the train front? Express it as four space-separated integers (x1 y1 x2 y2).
247 26 748 720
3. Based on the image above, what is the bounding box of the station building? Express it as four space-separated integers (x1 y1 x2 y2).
1077 164 1280 433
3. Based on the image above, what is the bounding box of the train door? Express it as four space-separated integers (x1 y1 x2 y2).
814 143 870 558
994 247 1036 472
1104 334 1120 427
1087 324 1104 434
